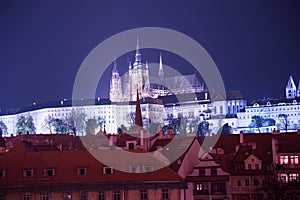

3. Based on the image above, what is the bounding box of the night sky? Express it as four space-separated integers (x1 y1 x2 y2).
0 1 300 110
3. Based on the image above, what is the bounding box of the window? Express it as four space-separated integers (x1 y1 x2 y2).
80 191 87 200
130 166 139 173
290 155 299 164
0 169 5 178
140 189 148 200
211 182 226 194
77 167 87 175
41 192 50 200
248 164 252 170
23 169 33 177
64 193 72 200
113 190 120 200
279 156 289 164
98 191 105 200
255 164 259 169
162 189 169 200
289 173 299 182
0 194 4 200
44 168 55 176
253 179 259 186
245 179 250 186
195 183 203 191
23 193 31 200
103 167 113 174
210 168 217 176
143 166 153 173
199 168 205 176
237 180 241 186
278 173 288 183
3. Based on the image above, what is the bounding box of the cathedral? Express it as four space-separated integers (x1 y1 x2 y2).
286 75 300 99
109 38 205 102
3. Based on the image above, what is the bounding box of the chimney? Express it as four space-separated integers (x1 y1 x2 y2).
239 131 244 144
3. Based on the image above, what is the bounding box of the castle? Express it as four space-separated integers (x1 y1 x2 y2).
109 38 205 102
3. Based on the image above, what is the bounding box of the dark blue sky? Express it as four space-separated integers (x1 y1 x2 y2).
0 1 300 110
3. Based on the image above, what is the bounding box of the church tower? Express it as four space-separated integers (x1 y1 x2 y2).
297 80 300 97
128 37 150 101
286 75 297 99
109 58 123 102
158 53 164 82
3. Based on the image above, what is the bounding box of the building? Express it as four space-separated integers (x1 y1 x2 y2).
109 38 205 102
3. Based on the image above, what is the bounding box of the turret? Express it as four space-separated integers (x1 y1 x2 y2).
109 57 123 102
286 75 296 99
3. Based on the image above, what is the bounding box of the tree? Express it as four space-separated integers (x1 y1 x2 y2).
126 112 135 131
85 118 99 135
96 116 106 130
278 114 289 132
221 123 233 134
65 108 87 136
0 121 8 135
249 115 264 133
16 115 36 134
197 121 209 136
264 118 276 126
42 115 53 133
51 118 68 134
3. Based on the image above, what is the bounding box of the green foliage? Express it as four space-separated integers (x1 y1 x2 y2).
16 115 36 134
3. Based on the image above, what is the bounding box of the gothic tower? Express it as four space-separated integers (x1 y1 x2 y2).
286 75 297 99
109 58 122 102
128 37 150 101
158 53 164 83
297 80 300 97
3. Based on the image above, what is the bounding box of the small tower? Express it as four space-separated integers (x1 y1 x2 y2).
109 57 123 102
297 80 300 97
286 75 297 99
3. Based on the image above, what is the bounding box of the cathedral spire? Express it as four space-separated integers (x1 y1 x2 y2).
158 53 164 82
113 56 117 72
133 36 142 68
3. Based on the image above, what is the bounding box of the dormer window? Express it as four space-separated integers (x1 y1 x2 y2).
77 167 87 175
103 167 113 174
0 169 5 178
142 166 153 173
44 168 55 176
23 169 34 177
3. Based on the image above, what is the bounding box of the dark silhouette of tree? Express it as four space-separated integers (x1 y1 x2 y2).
264 118 276 126
249 115 264 133
0 121 8 135
278 114 288 132
85 118 99 134
221 123 233 134
65 109 86 136
51 118 68 134
42 115 53 133
16 115 36 134
197 121 209 136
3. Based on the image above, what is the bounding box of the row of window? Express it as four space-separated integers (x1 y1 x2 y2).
278 173 299 183
236 179 260 187
0 167 114 178
279 155 299 165
0 189 170 200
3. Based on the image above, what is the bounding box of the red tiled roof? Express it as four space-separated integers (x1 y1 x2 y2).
0 141 183 187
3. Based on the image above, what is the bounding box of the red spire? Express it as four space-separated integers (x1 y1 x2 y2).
135 89 143 129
